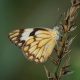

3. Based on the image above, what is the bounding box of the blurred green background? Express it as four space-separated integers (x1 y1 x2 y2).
0 0 80 80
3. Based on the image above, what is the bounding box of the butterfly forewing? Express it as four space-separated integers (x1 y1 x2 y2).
9 28 59 63
9 29 25 47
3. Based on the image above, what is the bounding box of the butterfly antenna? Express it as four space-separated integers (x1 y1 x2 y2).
54 14 63 26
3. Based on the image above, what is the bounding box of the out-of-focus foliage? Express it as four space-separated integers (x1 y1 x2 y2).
0 0 80 80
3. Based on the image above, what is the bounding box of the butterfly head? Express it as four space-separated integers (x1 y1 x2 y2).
52 26 60 40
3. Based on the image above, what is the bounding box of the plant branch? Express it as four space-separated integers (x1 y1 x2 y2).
44 0 80 80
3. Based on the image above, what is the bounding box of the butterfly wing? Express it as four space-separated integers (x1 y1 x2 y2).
9 28 58 63
22 37 57 63
9 29 33 47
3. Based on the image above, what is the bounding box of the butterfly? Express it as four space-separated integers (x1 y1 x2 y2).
8 27 59 63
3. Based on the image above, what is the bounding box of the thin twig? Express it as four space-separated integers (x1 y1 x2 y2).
54 59 61 80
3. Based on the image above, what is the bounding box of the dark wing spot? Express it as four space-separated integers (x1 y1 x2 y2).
29 28 48 36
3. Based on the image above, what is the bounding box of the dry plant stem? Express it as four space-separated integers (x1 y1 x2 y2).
45 0 80 80
54 0 80 80
54 33 68 80
54 59 61 80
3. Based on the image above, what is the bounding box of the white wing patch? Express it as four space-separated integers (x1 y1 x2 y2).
20 29 33 41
